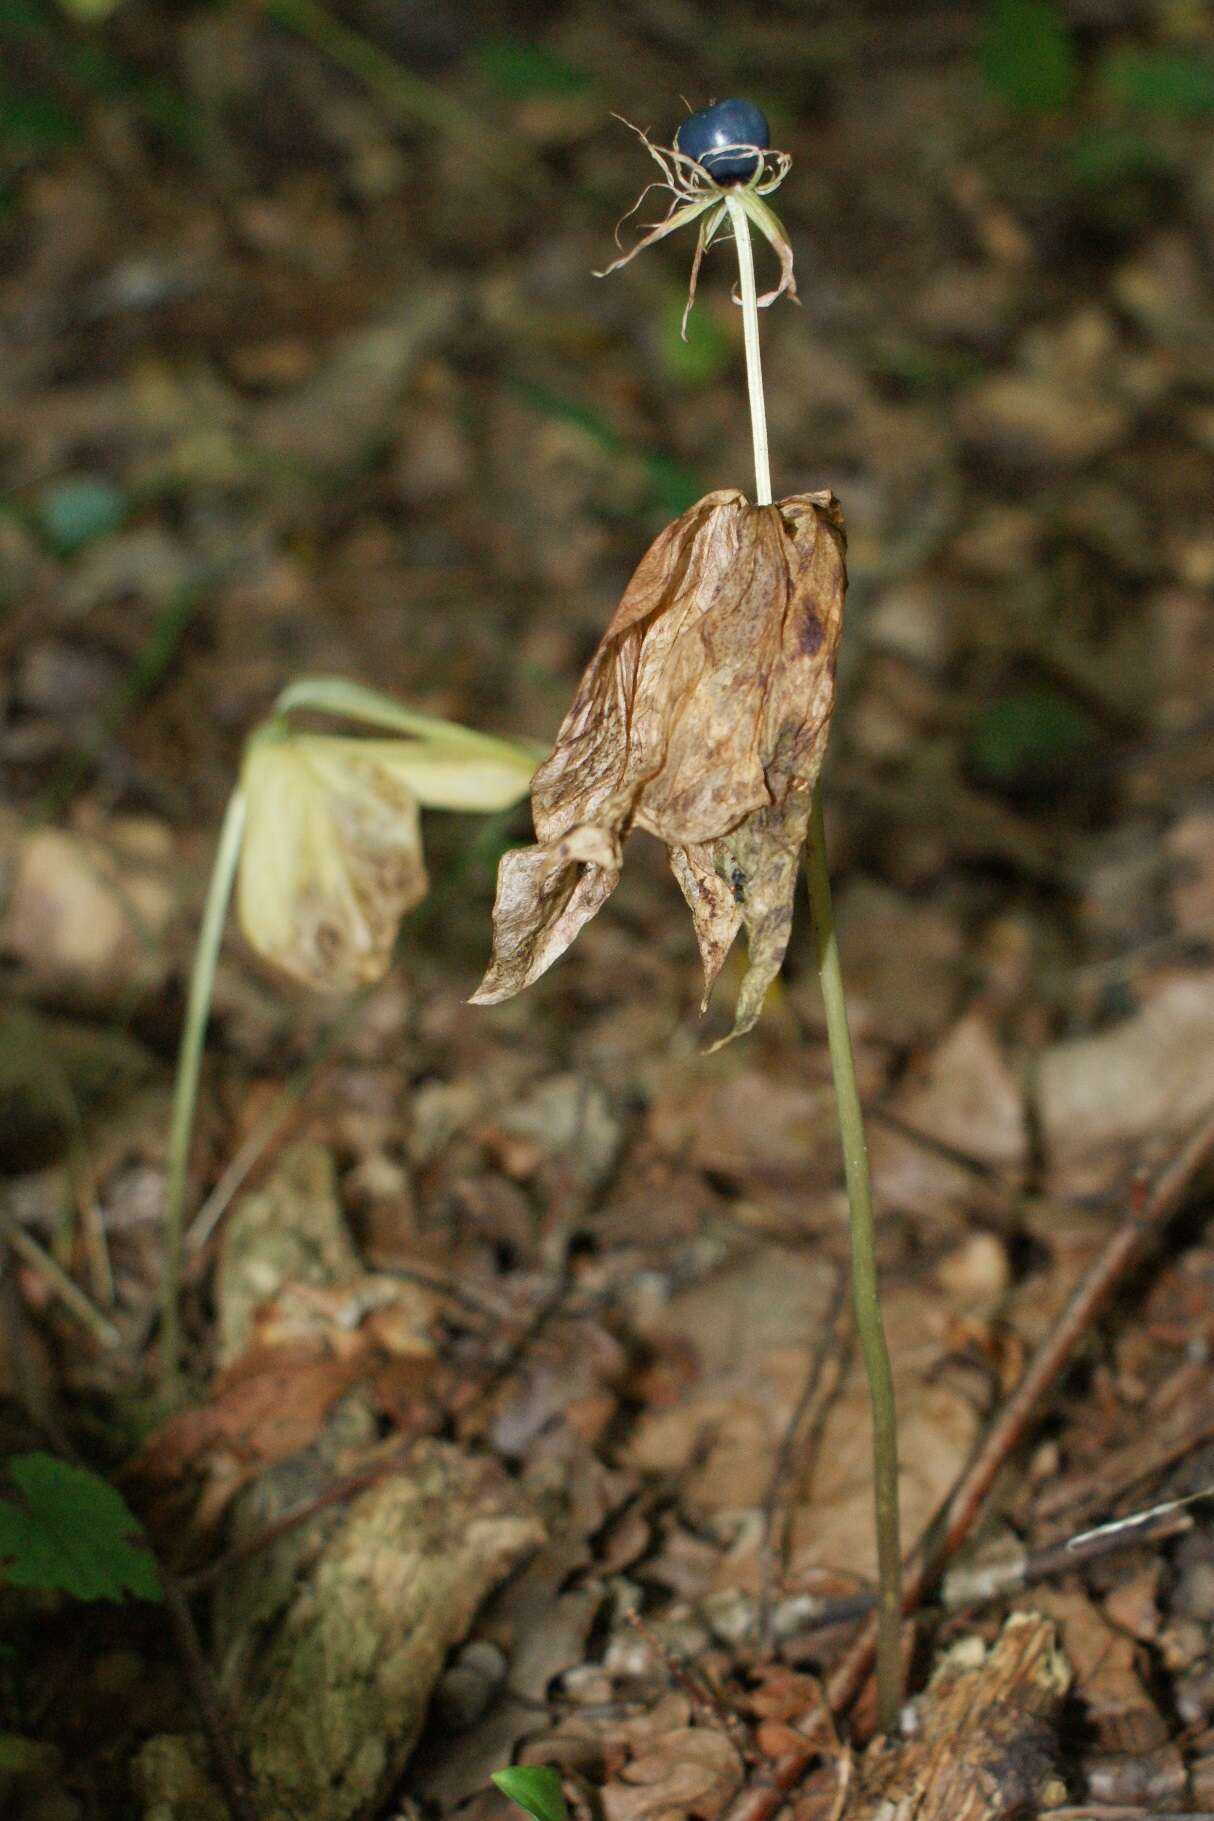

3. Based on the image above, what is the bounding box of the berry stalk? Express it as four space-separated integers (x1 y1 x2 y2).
726 195 904 1733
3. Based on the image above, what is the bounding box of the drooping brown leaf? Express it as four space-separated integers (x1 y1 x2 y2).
472 488 845 1042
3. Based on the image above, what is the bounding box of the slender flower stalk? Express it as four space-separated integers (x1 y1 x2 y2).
728 198 904 1731
724 194 772 508
162 786 247 1387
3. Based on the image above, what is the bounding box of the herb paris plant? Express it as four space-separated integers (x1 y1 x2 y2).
479 100 905 1733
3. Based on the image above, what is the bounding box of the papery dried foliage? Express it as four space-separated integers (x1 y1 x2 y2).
473 489 845 1042
238 734 429 992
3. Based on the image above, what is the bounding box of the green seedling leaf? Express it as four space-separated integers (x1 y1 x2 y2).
478 37 590 98
1067 125 1172 188
642 451 704 519
0 1453 162 1603
0 83 80 153
657 291 732 389
982 0 1077 113
36 474 127 555
491 1765 570 1821
1099 46 1214 119
968 685 1097 793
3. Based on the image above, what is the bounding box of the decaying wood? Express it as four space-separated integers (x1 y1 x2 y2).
473 487 845 1042
241 1441 544 1820
137 1146 545 1821
847 1612 1070 1821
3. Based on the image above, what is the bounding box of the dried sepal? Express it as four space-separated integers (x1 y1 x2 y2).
473 489 846 1041
594 118 796 335
731 188 799 311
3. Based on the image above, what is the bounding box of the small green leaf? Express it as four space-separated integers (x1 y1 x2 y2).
642 451 703 519
0 85 81 152
491 1765 570 1821
967 686 1097 791
0 1454 162 1603
36 474 127 554
1067 125 1171 189
657 292 732 389
477 38 590 98
982 0 1077 113
1099 46 1214 119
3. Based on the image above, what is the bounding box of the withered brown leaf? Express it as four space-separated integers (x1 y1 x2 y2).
473 488 845 1042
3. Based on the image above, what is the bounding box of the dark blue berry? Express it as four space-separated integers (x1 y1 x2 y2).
675 99 769 183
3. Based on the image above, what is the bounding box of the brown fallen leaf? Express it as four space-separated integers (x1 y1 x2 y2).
601 1726 744 1821
893 1010 1028 1176
1037 969 1214 1196
1032 1585 1164 1752
623 1253 980 1587
473 487 845 1043
136 1334 368 1522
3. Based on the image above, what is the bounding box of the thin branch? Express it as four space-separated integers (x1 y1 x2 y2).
161 1566 260 1821
825 1104 1214 1719
757 1265 850 1653
1 1212 121 1350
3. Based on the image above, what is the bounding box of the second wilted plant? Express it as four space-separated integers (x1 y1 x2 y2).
160 675 537 1387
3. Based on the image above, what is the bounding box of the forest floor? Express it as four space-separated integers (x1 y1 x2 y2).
3 3 1214 1818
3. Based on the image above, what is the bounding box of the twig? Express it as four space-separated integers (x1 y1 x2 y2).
625 1611 754 1758
757 1265 850 1653
723 1700 843 1821
1 1212 121 1350
773 1495 1196 1643
725 1112 1214 1821
1043 1811 1212 1820
825 1104 1214 1719
161 1566 260 1821
263 0 546 195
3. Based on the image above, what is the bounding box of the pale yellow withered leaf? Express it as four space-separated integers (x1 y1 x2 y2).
238 733 430 992
473 487 845 1040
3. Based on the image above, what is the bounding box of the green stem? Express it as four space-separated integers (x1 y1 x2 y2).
272 674 546 764
161 787 247 1389
727 199 903 1729
262 0 544 195
804 797 903 1730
